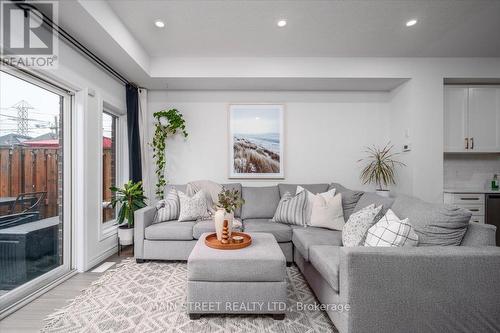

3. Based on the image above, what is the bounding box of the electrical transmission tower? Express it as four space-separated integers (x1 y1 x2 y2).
12 100 34 135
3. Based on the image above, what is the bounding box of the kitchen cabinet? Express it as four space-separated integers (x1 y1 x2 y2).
444 86 500 153
444 87 468 152
443 192 485 224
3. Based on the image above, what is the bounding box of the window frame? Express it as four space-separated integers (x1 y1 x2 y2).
98 100 126 240
0 65 74 316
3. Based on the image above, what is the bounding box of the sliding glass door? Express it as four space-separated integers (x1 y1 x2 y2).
0 67 72 314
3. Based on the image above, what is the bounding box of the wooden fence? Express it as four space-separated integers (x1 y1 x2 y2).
0 147 113 220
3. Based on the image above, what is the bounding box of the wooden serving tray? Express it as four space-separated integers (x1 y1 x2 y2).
205 232 252 250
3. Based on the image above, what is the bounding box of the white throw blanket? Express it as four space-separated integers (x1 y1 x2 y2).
186 180 223 213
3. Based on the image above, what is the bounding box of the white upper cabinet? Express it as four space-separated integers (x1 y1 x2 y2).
444 87 468 152
444 86 500 153
468 88 500 152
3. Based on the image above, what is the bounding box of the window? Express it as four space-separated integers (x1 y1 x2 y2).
102 111 117 224
0 67 72 312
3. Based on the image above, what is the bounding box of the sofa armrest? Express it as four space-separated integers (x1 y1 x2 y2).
134 206 156 259
339 246 500 333
461 222 496 246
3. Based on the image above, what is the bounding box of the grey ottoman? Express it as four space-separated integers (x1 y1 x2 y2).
187 232 287 319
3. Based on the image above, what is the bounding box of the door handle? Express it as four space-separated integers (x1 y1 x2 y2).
465 138 469 149
470 137 474 150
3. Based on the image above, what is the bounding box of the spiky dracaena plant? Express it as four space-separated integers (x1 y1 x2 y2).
110 180 147 228
151 109 188 199
358 143 406 191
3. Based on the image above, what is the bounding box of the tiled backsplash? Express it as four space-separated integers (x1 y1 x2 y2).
444 154 500 189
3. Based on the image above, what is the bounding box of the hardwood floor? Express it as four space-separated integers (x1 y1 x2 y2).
0 247 132 333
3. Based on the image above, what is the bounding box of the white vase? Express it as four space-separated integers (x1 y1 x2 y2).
376 189 390 197
214 208 226 241
118 225 134 245
214 208 234 241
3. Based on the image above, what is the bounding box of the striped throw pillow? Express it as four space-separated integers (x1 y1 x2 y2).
154 188 180 223
272 190 308 226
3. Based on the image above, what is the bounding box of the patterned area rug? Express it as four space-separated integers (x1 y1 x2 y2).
41 259 337 333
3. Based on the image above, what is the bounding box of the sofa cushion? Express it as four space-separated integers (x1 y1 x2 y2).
391 194 472 246
222 183 242 217
278 183 329 198
241 186 280 219
329 183 364 220
193 219 243 239
243 219 292 243
145 221 195 240
353 192 394 217
292 227 343 261
309 245 340 293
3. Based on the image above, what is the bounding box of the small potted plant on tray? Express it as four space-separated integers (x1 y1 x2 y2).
214 188 245 241
110 180 147 246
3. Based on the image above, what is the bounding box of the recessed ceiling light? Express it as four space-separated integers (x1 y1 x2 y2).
406 19 417 27
277 19 287 28
155 20 165 28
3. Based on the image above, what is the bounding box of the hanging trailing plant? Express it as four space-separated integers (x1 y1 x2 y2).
151 109 188 198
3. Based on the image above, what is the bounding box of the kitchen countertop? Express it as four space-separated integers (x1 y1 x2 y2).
444 188 500 194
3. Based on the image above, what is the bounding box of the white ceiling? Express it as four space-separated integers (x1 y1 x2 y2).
107 0 500 58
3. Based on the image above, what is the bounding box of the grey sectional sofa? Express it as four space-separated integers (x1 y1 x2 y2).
134 182 500 333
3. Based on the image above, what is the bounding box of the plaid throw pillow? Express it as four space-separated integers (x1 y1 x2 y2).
364 209 418 247
272 190 308 226
154 188 180 223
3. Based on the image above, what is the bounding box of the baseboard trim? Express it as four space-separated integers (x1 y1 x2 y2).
0 270 78 320
85 246 118 272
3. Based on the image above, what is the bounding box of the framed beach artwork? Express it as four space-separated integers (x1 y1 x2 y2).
228 104 285 179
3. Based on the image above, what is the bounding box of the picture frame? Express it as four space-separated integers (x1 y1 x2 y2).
228 104 285 179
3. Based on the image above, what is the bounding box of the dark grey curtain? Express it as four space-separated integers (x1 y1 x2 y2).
126 84 142 183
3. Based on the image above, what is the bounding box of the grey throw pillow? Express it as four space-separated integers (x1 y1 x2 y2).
272 191 308 226
154 188 180 223
329 183 364 220
178 190 210 222
353 192 395 218
391 194 471 246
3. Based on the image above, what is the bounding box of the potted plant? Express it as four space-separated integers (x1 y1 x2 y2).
213 188 245 241
358 143 406 197
151 109 188 199
110 180 147 246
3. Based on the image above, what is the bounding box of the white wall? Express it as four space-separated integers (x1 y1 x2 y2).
149 57 500 203
36 38 126 271
146 90 391 197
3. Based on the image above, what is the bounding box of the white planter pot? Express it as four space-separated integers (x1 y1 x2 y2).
214 209 233 241
376 190 390 198
118 226 134 246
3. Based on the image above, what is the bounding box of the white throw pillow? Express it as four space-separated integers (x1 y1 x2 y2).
309 193 345 230
154 188 180 223
296 186 336 225
342 204 382 247
178 190 210 222
364 209 419 247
